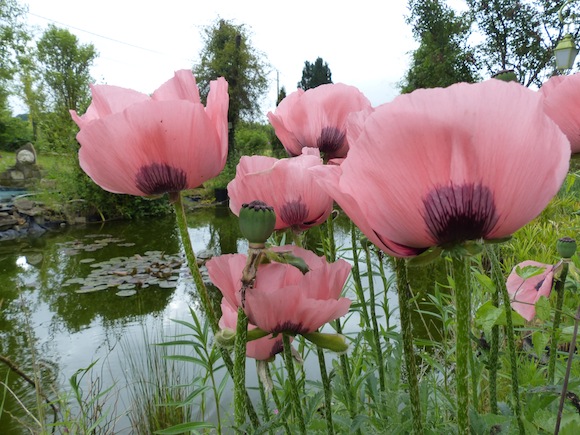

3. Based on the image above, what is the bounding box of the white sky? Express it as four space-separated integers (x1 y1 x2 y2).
20 0 466 120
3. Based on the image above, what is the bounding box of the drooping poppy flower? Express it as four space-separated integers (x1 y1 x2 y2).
70 70 229 196
206 245 351 336
227 149 334 232
267 83 372 160
310 80 570 257
506 260 555 321
540 72 580 153
219 299 285 361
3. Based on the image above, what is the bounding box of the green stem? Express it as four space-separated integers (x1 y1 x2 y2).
269 363 292 435
394 258 424 435
351 221 370 327
317 346 335 435
234 307 249 428
484 245 501 415
325 214 337 262
364 243 386 397
555 303 580 434
257 368 274 435
451 255 470 435
173 193 260 428
283 334 306 434
173 194 219 331
498 266 525 435
548 262 569 384
324 218 357 424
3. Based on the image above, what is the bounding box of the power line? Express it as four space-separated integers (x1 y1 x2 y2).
27 11 165 55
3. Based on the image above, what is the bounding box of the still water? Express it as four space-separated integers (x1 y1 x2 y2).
1 205 381 434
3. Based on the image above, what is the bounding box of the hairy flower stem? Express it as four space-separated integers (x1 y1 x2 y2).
484 246 501 414
364 244 386 397
548 262 569 384
283 333 306 434
234 307 249 428
497 266 525 435
351 222 370 327
394 258 424 435
555 303 580 434
173 194 259 428
317 346 335 435
451 255 470 435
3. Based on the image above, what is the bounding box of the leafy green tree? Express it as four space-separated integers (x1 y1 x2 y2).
34 25 97 151
193 18 270 156
36 25 96 113
276 85 287 106
298 57 333 90
401 0 478 93
0 0 30 148
466 0 580 86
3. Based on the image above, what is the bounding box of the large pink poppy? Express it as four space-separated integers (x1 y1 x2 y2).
311 80 570 257
227 150 334 231
506 260 555 321
70 70 229 196
540 72 580 153
206 245 351 335
219 299 285 361
267 83 372 160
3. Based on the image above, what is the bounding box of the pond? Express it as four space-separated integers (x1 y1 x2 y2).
1 204 386 434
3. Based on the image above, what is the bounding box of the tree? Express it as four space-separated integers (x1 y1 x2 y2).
193 18 270 156
276 85 287 106
35 25 97 151
401 0 478 93
36 25 96 113
298 57 332 90
466 0 580 86
0 0 30 148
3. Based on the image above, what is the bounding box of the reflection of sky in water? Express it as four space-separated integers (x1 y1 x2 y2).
16 256 31 271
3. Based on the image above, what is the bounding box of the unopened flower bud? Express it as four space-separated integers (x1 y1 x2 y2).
239 200 276 247
557 237 577 259
214 328 236 348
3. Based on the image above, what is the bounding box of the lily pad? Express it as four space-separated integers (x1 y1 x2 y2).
116 289 137 297
76 284 109 293
80 258 96 264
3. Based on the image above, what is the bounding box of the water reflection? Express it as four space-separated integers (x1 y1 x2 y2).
0 205 389 433
0 206 243 433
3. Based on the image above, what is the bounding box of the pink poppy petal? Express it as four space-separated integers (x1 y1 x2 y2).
152 70 201 103
507 260 554 321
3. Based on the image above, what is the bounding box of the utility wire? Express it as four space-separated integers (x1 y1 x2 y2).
27 11 165 54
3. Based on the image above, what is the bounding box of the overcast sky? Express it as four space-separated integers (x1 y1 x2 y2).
21 0 466 120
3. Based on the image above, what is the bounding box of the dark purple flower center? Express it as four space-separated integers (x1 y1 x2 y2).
317 126 346 157
270 340 284 357
534 278 547 292
280 199 309 227
135 163 187 195
422 182 498 248
271 320 308 335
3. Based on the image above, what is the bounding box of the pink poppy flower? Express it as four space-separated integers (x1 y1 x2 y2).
506 260 555 321
206 245 352 335
227 149 334 231
540 72 580 153
311 80 570 257
70 70 229 196
267 83 372 160
219 299 285 361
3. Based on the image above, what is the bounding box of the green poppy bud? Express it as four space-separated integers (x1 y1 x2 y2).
214 328 236 348
557 237 577 259
239 200 276 247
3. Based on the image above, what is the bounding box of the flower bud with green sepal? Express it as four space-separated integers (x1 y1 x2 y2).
238 200 276 247
557 237 577 259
